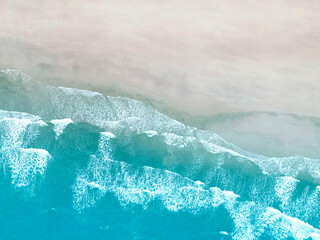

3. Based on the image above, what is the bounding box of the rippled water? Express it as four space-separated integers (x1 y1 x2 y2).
0 69 319 240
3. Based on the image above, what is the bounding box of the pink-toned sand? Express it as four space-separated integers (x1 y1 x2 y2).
1 0 320 116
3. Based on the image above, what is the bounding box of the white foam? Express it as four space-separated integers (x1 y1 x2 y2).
2 148 51 189
2 70 320 237
0 118 32 148
288 183 320 225
50 118 73 138
97 134 114 160
71 154 320 239
194 180 205 187
88 181 105 190
144 130 158 137
100 131 116 138
229 202 320 240
0 110 41 121
162 132 196 148
262 207 320 240
73 157 238 213
3 70 320 185
0 117 48 149
57 86 102 98
1 69 31 82
275 176 299 211
257 156 320 182
37 120 48 127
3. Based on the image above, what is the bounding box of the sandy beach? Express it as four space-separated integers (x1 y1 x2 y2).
2 2 320 238
1 0 320 117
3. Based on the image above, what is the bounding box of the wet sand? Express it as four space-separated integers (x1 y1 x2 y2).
1 0 320 117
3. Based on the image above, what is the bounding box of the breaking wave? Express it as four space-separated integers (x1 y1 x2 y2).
0 69 319 240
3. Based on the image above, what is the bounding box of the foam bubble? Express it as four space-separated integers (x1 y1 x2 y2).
100 131 116 139
2 148 51 189
72 156 239 213
57 86 103 98
144 130 158 137
72 155 320 239
0 117 47 149
162 132 196 148
275 176 299 211
50 118 73 138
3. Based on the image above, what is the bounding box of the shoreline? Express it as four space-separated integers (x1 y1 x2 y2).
1 59 320 119
1 0 320 118
1 68 320 159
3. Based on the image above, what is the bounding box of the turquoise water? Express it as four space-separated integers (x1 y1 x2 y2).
0 69 319 240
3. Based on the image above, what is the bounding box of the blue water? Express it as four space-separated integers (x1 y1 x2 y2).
0 69 319 240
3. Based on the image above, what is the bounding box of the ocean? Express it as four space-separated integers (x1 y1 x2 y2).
0 69 319 240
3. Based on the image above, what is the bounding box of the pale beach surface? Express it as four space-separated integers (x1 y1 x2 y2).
1 0 320 157
1 0 320 116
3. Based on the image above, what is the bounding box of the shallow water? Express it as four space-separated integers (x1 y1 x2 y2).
0 69 319 240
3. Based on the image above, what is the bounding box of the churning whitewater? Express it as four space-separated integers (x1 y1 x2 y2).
0 69 319 240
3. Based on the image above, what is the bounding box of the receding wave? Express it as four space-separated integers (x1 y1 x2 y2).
0 69 319 240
